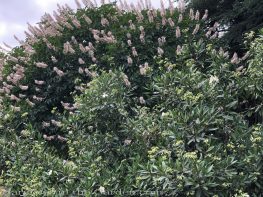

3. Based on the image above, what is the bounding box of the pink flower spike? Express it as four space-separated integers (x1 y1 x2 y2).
231 52 239 64
36 62 48 68
11 106 21 112
202 10 209 20
33 95 44 102
42 121 51 128
34 80 45 85
51 56 58 63
178 0 186 13
176 26 181 38
75 0 82 9
192 24 200 35
123 74 131 87
26 99 35 107
19 85 29 90
9 56 18 63
178 14 183 23
51 119 62 127
195 10 200 20
78 67 84 74
132 47 138 57
10 94 20 102
78 58 85 64
127 40 132 46
168 18 175 27
139 96 146 104
53 67 65 77
127 56 133 65
157 47 164 56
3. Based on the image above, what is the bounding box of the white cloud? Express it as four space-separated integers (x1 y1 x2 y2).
0 0 76 47
35 0 76 12
35 0 59 10
0 22 7 37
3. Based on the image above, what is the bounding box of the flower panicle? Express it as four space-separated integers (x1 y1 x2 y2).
36 62 48 68
53 67 65 77
178 0 186 13
75 0 82 9
202 9 208 20
176 26 181 38
34 80 45 85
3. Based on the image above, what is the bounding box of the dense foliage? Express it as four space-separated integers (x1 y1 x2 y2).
0 0 263 196
189 0 263 53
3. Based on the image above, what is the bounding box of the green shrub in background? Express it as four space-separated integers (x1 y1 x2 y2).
0 0 263 196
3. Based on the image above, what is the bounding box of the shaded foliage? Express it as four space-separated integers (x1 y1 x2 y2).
189 0 263 53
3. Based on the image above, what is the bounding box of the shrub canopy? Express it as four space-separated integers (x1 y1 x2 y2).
0 1 263 196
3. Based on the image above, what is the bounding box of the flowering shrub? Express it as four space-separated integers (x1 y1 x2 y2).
0 0 214 135
0 0 263 196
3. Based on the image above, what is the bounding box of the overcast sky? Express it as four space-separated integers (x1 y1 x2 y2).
0 0 166 50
